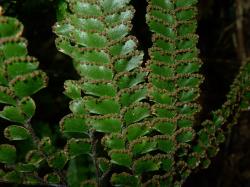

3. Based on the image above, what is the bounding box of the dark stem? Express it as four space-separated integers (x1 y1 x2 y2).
24 121 41 146
101 168 111 181
235 0 246 63
90 131 101 186
24 120 67 186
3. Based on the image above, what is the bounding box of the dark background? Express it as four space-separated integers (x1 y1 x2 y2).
0 0 250 186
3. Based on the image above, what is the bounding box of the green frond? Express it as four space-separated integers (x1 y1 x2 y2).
0 12 65 186
0 0 249 186
55 0 147 185
130 0 203 184
193 60 250 170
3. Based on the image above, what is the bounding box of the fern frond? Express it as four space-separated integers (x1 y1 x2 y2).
193 60 250 170
54 0 147 185
0 11 60 185
137 0 203 185
54 0 250 186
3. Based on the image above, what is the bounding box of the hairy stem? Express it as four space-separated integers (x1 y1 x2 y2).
24 120 67 186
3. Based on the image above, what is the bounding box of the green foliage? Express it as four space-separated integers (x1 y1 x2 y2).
0 9 65 186
54 0 250 186
54 0 146 184
0 0 250 186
